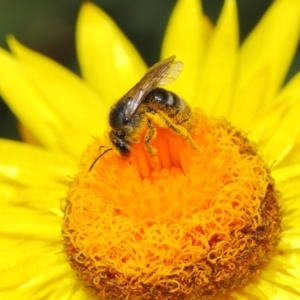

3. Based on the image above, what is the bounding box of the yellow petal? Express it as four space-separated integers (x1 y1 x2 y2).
0 139 75 190
202 16 214 50
236 254 300 299
195 0 238 117
0 206 61 246
76 2 147 106
251 73 300 166
18 122 41 145
230 0 300 127
279 233 300 251
269 71 300 168
263 100 300 165
161 0 204 102
278 138 300 168
280 190 300 236
0 48 57 152
1 38 107 159
0 194 64 294
259 254 300 297
250 72 300 140
272 163 300 186
0 240 83 299
0 140 87 298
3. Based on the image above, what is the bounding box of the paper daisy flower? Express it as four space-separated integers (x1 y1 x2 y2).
1 0 300 299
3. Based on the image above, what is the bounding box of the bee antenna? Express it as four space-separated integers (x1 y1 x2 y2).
88 148 113 172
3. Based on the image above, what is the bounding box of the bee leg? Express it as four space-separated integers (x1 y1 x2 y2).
144 119 157 155
151 112 202 153
171 124 202 153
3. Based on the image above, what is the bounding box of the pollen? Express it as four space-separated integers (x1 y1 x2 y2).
62 109 281 300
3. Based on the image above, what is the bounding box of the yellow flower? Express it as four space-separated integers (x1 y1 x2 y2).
1 0 300 299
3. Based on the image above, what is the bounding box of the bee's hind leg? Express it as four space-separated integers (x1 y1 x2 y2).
150 112 202 154
172 125 202 153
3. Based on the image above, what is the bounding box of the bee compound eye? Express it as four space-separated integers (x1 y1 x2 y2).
109 104 127 129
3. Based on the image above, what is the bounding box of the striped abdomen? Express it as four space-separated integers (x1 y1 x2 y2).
145 87 192 127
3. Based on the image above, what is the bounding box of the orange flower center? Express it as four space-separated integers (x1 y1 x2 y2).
62 109 281 300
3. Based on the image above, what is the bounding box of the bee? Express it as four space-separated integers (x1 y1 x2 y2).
89 56 196 171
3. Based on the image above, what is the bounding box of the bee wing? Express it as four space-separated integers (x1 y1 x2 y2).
156 59 183 86
124 56 183 119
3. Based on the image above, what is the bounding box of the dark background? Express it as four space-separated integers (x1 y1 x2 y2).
0 0 299 141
